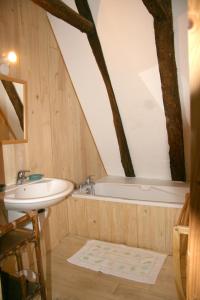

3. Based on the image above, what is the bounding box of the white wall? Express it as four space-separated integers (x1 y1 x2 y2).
48 0 189 180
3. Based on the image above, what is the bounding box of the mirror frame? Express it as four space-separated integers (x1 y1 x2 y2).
0 74 28 144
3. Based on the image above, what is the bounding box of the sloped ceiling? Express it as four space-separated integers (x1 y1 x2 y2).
48 0 190 180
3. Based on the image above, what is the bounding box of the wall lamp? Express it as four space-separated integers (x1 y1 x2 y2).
0 51 17 75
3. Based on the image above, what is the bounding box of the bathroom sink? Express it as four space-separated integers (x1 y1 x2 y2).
4 178 74 211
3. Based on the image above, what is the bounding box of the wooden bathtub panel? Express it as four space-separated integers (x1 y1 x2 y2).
87 200 138 246
68 198 138 246
99 201 113 242
137 205 151 249
110 202 125 244
86 199 100 240
137 205 166 252
68 197 180 253
110 203 138 247
76 198 88 237
151 206 166 253
96 201 138 246
165 207 181 254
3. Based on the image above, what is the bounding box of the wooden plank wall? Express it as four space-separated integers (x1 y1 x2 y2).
67 197 181 254
188 0 200 299
0 0 106 251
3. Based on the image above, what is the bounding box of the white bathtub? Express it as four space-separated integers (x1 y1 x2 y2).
73 176 189 208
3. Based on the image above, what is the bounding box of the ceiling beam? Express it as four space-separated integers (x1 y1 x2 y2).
142 0 186 181
31 0 94 34
1 80 24 131
142 0 169 20
75 0 135 177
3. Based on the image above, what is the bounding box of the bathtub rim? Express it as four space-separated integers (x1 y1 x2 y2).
96 175 189 188
72 191 183 208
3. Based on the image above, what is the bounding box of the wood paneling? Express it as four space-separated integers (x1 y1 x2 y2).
98 201 112 242
188 0 200 299
86 199 100 240
0 0 106 252
2 143 29 184
68 197 180 254
137 205 166 252
166 207 181 254
68 198 88 237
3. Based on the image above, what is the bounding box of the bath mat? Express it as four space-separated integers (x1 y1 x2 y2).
67 240 167 284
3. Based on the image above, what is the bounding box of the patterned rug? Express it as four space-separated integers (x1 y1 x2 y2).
67 240 166 284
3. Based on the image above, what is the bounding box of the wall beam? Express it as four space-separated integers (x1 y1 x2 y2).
31 0 94 34
142 0 186 181
75 0 135 177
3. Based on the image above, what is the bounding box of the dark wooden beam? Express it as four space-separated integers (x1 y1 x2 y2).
75 0 135 177
142 0 186 181
1 80 24 130
142 0 169 20
31 0 94 34
0 107 16 139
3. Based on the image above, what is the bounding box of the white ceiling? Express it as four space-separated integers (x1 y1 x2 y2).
48 0 190 180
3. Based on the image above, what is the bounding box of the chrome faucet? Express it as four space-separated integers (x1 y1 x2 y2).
79 175 95 194
16 170 30 185
85 175 94 185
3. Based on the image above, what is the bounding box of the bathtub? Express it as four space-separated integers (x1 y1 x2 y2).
70 176 189 254
72 176 189 208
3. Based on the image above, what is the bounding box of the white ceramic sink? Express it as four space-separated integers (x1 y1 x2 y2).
4 178 74 211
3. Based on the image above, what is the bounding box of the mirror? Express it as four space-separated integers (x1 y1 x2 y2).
0 74 27 144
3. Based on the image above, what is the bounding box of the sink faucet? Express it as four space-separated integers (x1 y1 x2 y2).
16 170 30 185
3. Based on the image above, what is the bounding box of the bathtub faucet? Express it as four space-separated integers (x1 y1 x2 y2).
79 175 95 195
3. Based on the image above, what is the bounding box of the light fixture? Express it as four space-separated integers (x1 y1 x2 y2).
0 51 18 75
7 51 17 63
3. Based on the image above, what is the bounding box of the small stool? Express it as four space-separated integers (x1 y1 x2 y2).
0 211 46 299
